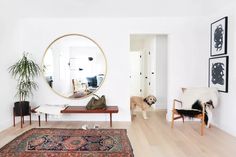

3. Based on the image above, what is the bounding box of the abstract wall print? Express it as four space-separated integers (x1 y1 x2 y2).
209 56 228 92
210 17 228 56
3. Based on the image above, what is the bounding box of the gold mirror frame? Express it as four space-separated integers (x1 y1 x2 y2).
42 34 107 99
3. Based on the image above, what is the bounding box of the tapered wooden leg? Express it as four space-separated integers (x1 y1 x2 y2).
30 114 32 125
29 106 32 125
201 120 204 136
21 116 23 128
201 105 205 136
182 116 184 123
38 115 41 127
201 115 205 136
110 113 112 127
13 108 15 127
22 116 24 124
13 115 15 127
45 114 48 122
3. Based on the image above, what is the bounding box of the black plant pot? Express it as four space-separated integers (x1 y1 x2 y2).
14 101 30 116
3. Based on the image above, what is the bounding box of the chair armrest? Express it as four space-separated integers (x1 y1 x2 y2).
31 106 39 113
173 99 182 104
173 99 182 109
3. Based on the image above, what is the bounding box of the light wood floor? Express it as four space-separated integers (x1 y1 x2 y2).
1 111 236 157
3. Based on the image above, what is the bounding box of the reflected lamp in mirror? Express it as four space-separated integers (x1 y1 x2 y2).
42 34 107 99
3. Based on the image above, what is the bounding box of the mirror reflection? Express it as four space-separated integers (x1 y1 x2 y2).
43 34 106 98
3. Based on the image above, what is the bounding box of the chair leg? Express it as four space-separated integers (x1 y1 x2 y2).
201 105 206 136
22 116 24 124
201 117 204 136
182 116 184 123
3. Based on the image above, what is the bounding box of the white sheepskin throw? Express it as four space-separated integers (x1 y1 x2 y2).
181 87 218 109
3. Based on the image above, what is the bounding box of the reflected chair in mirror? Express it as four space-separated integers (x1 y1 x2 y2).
72 79 78 94
171 87 218 135
71 79 89 98
72 79 88 93
13 101 32 128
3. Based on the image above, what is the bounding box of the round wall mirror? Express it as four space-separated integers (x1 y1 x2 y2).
42 34 107 99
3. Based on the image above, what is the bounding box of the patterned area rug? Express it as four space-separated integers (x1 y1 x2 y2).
0 128 134 157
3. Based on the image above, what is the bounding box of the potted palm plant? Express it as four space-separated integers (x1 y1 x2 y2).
9 52 41 118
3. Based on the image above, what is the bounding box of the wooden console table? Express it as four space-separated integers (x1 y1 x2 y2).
61 106 119 127
31 106 119 127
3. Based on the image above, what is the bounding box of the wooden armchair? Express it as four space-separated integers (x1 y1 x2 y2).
171 98 205 136
170 88 217 136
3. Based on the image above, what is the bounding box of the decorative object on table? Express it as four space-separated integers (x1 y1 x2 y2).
8 52 41 128
86 94 107 110
171 87 218 135
0 128 134 157
210 16 228 56
42 34 107 99
208 56 229 92
71 79 89 97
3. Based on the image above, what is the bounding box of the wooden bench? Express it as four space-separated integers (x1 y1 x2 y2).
61 106 119 127
31 106 119 127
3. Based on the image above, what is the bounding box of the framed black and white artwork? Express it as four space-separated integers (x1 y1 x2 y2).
208 56 228 92
210 16 228 56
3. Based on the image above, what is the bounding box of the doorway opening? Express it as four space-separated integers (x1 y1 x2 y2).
129 34 168 110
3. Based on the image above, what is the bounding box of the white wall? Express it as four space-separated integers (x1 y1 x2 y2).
0 16 209 132
156 35 168 109
0 0 235 139
0 18 20 130
0 13 234 138
16 17 207 123
17 18 132 123
164 2 236 137
0 0 212 18
166 17 209 120
207 3 236 137
2 16 233 137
